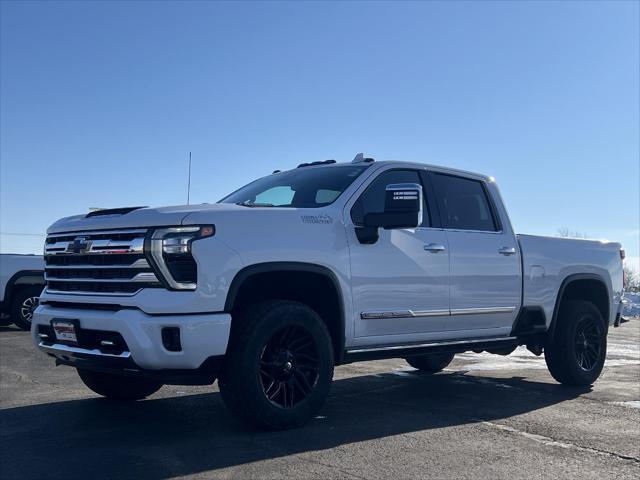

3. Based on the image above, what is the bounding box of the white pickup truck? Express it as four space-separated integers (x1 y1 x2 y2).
33 157 626 429
0 254 45 330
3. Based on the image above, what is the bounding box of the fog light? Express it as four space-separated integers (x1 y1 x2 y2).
161 327 182 352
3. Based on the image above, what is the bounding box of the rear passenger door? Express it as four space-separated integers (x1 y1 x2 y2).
428 172 521 335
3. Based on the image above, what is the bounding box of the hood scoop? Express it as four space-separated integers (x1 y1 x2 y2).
85 206 148 218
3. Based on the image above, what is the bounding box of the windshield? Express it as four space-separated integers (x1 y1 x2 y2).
220 165 370 208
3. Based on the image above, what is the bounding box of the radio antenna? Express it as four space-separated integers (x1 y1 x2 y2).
187 151 192 205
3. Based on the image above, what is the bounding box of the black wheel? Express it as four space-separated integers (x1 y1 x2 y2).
405 352 455 373
77 369 162 400
11 285 43 331
545 300 607 386
219 300 334 430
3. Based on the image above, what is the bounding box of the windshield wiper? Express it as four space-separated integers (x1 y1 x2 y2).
236 201 275 207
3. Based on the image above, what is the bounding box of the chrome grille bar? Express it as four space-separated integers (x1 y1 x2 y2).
44 229 160 296
45 272 158 283
46 258 151 269
47 228 148 238
44 237 144 255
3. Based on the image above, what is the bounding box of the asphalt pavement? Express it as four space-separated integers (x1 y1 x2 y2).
1 321 639 479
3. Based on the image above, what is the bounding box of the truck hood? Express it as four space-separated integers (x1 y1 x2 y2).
46 203 246 234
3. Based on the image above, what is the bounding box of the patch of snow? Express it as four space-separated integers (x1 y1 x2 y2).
451 343 639 372
609 401 640 410
623 292 640 317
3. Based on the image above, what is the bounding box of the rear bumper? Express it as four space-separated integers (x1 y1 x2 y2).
614 301 627 327
32 304 231 371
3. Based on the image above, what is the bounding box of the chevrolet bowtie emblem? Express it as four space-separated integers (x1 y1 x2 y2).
67 236 92 254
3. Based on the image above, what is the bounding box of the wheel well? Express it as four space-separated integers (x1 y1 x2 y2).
5 271 45 304
551 277 609 340
226 264 345 363
561 279 609 321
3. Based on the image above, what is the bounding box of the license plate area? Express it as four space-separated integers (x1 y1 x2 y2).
51 319 79 344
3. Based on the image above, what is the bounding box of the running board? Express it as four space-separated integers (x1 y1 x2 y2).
343 336 518 363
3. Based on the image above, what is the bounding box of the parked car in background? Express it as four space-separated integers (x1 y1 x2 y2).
33 157 625 429
0 254 45 330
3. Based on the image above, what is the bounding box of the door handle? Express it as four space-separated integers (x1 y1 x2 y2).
424 243 446 253
498 246 516 256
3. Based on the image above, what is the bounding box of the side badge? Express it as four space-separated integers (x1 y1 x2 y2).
301 214 334 225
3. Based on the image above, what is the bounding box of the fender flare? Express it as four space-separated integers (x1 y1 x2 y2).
224 261 346 362
2 270 45 309
547 273 610 343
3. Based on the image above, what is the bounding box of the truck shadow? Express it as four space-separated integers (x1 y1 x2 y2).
0 370 589 479
0 326 20 333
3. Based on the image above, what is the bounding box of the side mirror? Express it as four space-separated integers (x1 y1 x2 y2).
363 183 423 229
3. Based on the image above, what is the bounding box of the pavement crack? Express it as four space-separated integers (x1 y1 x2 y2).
478 420 640 464
4 369 44 386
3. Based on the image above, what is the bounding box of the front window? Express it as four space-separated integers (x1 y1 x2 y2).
351 169 430 227
220 165 370 208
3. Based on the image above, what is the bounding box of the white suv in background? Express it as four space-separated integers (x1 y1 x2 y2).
1 254 45 330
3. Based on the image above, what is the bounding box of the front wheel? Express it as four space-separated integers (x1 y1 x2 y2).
545 300 607 386
77 369 162 400
405 352 455 373
219 300 334 430
11 285 43 331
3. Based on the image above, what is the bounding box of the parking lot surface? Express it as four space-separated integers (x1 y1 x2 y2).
1 322 639 479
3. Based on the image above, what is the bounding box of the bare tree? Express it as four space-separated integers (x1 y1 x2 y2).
624 264 640 292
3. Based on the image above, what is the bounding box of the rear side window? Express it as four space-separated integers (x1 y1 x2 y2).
430 173 498 231
351 169 429 227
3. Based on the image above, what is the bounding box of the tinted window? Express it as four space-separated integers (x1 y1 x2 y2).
221 165 369 208
254 186 295 206
351 170 429 226
431 174 497 231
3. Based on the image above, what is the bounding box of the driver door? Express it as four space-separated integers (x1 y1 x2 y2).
346 168 450 344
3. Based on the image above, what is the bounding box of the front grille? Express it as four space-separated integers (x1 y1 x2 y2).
46 254 145 266
41 301 125 311
46 267 148 280
45 229 161 295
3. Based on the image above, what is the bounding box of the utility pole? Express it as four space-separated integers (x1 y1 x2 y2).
187 151 192 205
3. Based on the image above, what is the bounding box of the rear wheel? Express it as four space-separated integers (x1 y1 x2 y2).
11 285 43 331
219 300 334 430
77 369 162 400
405 352 455 373
545 300 607 386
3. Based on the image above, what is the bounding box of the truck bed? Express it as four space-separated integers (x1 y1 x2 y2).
517 234 623 327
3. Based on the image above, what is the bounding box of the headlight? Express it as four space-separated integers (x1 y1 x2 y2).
147 225 214 290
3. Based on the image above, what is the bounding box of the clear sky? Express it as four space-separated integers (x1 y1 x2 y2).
1 1 638 271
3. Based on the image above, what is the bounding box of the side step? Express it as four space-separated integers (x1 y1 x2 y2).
343 336 518 363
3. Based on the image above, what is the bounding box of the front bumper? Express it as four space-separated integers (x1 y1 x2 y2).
32 304 231 372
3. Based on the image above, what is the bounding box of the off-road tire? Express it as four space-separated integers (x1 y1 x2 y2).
77 369 162 400
405 352 455 373
545 300 607 386
218 300 334 430
11 285 43 331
